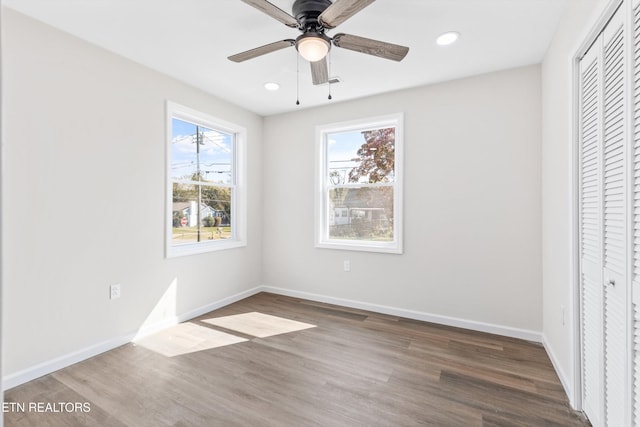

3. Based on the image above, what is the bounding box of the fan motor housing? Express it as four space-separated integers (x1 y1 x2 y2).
292 0 332 29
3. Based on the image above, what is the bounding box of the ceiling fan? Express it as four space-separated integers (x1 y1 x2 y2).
228 0 410 85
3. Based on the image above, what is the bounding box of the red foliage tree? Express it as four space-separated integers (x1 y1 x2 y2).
348 127 395 184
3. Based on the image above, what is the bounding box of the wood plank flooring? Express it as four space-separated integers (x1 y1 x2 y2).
4 293 590 426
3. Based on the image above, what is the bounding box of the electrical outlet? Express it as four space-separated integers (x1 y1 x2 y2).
110 284 121 300
344 260 351 272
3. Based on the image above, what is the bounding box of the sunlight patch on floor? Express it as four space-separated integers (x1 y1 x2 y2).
202 312 316 338
135 322 247 357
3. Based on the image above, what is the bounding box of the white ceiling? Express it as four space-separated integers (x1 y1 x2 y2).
3 0 567 116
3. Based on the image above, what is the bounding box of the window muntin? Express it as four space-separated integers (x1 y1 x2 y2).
317 114 403 253
166 102 245 257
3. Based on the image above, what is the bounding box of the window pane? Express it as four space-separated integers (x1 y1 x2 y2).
172 183 233 244
201 184 232 230
328 187 394 241
172 183 199 244
171 119 233 184
199 130 233 185
327 127 396 184
171 119 199 181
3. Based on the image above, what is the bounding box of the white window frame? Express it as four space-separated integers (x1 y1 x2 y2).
315 113 404 254
165 101 246 258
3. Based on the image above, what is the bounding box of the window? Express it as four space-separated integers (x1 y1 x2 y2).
316 113 403 253
166 102 246 257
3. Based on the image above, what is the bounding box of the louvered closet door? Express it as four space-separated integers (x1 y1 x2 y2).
602 7 628 427
632 0 640 424
579 34 605 427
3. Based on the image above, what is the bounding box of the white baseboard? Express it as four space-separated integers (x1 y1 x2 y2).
2 331 137 392
2 286 264 391
261 286 543 343
542 334 574 406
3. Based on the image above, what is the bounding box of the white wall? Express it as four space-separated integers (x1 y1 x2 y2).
263 65 543 336
1 9 263 381
541 0 613 403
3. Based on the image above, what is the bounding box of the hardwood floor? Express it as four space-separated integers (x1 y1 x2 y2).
4 293 589 426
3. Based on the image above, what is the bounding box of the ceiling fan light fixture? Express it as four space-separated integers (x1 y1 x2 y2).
296 33 331 62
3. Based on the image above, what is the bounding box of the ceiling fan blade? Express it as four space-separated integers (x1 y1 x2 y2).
240 0 298 28
228 39 295 62
310 57 329 85
332 33 409 62
318 0 375 28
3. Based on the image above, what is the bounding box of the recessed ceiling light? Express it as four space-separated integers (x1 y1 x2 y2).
264 82 280 91
436 31 460 46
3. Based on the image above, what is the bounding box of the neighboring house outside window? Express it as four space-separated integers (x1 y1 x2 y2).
166 102 246 257
316 113 403 254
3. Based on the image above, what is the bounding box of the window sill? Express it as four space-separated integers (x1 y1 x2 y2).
315 239 403 254
166 239 246 258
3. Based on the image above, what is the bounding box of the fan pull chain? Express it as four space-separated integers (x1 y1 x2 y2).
296 52 300 106
328 51 332 100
